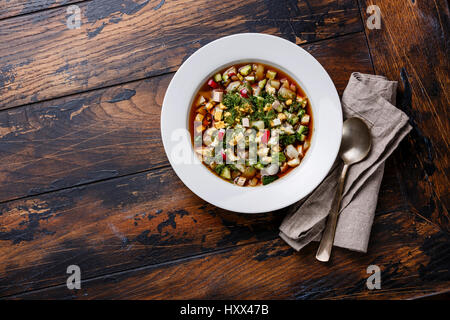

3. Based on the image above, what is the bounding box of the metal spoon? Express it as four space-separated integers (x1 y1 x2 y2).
316 117 372 262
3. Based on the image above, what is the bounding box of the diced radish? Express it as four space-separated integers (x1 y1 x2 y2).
207 79 218 88
261 130 270 144
218 129 225 141
252 86 261 96
224 66 237 78
290 83 297 92
240 88 248 98
226 81 240 92
272 100 282 112
221 150 226 161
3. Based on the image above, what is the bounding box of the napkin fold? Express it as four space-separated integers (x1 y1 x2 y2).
279 72 412 253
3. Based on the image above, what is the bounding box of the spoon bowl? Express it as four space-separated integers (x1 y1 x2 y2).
340 117 372 165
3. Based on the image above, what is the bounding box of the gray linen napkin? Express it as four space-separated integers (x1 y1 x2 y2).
279 72 412 253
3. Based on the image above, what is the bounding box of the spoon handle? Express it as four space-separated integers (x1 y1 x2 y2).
316 163 349 262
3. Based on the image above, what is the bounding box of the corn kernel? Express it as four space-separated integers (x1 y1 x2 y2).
214 108 223 121
195 125 205 133
278 113 287 120
214 121 226 129
195 113 204 122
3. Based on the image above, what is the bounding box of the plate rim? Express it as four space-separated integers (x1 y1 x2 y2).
161 33 342 213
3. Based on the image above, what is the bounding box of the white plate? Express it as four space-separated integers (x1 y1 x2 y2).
161 33 342 213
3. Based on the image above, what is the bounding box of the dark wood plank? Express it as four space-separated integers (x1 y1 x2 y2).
0 75 170 202
0 156 404 298
0 166 282 297
358 0 449 231
9 209 450 299
0 0 363 109
0 0 81 20
0 32 373 203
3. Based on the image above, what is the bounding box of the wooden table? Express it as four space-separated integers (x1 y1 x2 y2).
0 0 448 300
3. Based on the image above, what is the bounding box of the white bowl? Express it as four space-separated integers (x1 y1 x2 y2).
161 33 342 213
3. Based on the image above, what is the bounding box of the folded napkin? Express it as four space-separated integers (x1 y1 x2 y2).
279 72 412 253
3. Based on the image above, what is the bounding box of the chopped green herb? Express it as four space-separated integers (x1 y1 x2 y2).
279 134 296 146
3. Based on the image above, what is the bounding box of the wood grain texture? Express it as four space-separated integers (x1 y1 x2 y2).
0 0 81 20
0 157 404 298
0 0 448 301
0 0 363 109
0 32 372 203
358 0 450 231
9 209 450 300
0 166 282 297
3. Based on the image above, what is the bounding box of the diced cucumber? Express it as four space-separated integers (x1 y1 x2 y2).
239 65 252 76
289 115 299 125
295 132 307 142
297 125 308 135
262 175 279 185
245 76 255 82
258 79 267 89
221 166 231 180
254 162 264 170
222 73 229 82
214 73 222 82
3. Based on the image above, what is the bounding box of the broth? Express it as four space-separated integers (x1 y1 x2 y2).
189 62 313 186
